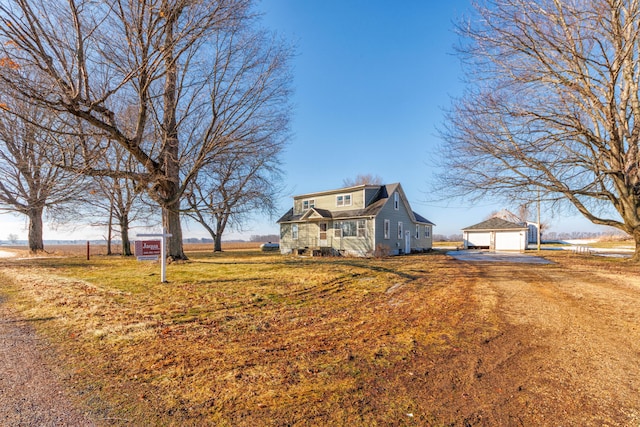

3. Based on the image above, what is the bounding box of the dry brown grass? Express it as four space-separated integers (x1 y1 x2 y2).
1 249 636 425
0 250 494 425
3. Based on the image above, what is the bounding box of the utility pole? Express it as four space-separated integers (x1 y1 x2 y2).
537 188 541 251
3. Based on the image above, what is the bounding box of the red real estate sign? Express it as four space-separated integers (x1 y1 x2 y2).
135 240 161 260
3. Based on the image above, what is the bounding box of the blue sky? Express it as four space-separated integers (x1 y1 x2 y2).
248 0 600 237
0 0 600 241
256 0 481 235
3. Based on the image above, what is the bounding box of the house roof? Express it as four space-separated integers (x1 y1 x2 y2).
301 207 333 219
291 183 382 199
277 183 435 225
462 217 528 231
276 207 295 223
413 211 435 225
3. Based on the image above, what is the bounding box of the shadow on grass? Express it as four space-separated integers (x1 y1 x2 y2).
192 252 432 282
0 316 59 324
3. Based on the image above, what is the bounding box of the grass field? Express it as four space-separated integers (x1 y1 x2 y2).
0 246 637 425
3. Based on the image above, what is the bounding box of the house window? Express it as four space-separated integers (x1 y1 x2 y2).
292 224 298 239
357 219 366 237
334 221 357 237
415 225 420 239
384 219 390 239
302 199 315 211
425 226 431 238
398 221 403 239
342 220 357 237
336 194 352 207
394 193 399 210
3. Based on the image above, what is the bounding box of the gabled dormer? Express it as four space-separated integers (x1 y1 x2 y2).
292 184 380 215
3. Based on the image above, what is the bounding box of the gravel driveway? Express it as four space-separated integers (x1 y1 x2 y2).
447 249 554 264
0 298 96 426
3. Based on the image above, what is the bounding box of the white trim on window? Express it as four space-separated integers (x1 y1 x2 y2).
398 221 403 239
343 220 357 237
394 193 399 210
302 199 315 211
415 225 420 239
292 224 298 239
334 220 357 237
384 219 390 239
336 194 353 207
357 219 366 237
425 225 431 238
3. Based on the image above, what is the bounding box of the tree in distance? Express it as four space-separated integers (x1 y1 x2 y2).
438 0 640 261
185 139 283 252
343 174 384 187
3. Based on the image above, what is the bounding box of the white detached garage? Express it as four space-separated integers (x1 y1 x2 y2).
462 218 529 251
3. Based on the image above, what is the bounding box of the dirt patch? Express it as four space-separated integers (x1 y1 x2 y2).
438 255 640 425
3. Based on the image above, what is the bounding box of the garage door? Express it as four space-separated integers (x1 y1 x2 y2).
495 231 523 251
466 231 491 248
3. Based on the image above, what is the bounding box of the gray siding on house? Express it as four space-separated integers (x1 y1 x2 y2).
293 189 367 215
364 187 380 206
374 190 414 254
278 183 433 256
279 222 293 253
372 191 432 254
280 218 376 255
330 218 375 256
279 222 322 254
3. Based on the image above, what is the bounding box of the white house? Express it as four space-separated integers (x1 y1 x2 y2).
462 217 529 251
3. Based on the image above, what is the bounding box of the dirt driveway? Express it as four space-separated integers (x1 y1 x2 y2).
436 254 640 425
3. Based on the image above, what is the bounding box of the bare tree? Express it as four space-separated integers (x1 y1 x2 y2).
0 0 292 260
88 144 158 256
0 97 83 252
343 174 384 187
438 0 640 261
185 141 283 252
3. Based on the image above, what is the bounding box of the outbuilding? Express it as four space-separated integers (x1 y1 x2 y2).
462 218 529 251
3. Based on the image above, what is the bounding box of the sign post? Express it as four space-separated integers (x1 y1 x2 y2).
136 228 173 283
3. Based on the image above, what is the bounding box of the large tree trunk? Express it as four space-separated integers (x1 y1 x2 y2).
633 229 640 263
213 214 226 252
119 213 132 256
160 5 186 261
27 207 44 253
163 200 186 260
214 231 223 252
